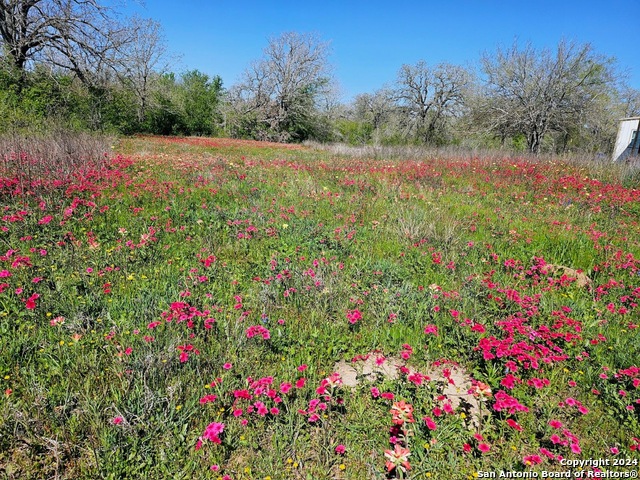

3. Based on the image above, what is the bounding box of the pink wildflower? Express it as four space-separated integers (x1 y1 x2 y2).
423 416 437 430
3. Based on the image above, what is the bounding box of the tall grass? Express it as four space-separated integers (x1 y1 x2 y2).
309 141 640 186
0 130 112 187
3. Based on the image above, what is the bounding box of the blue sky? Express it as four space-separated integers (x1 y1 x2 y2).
125 1 639 100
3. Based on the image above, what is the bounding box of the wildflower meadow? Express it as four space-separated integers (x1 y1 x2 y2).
1 135 639 479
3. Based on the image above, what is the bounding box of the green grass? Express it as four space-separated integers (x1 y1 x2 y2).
1 136 639 479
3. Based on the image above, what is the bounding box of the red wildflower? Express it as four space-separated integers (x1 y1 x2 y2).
423 416 437 430
423 324 438 335
390 400 415 425
346 308 362 324
384 444 411 473
523 454 543 466
549 419 563 429
506 418 523 431
24 293 39 310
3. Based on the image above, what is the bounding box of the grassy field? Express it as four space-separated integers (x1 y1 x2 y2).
1 136 639 479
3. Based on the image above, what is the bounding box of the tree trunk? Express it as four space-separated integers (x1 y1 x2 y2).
528 130 541 154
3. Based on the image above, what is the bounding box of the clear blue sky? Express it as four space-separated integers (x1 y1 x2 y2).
125 0 639 101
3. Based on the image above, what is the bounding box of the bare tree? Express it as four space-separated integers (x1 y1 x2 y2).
116 17 171 122
230 31 333 141
478 40 616 154
351 88 396 143
394 61 471 144
354 89 394 131
618 85 640 118
0 0 135 85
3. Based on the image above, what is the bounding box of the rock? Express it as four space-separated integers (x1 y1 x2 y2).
542 264 591 288
334 354 402 387
333 353 486 427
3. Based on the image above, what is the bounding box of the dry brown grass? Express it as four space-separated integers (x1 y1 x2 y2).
307 141 640 187
0 130 112 185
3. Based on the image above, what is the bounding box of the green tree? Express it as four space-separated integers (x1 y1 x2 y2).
180 70 223 136
145 73 184 135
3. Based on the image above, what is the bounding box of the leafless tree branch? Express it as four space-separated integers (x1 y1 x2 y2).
0 0 137 85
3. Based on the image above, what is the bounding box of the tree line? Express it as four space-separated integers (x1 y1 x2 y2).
1 0 639 154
